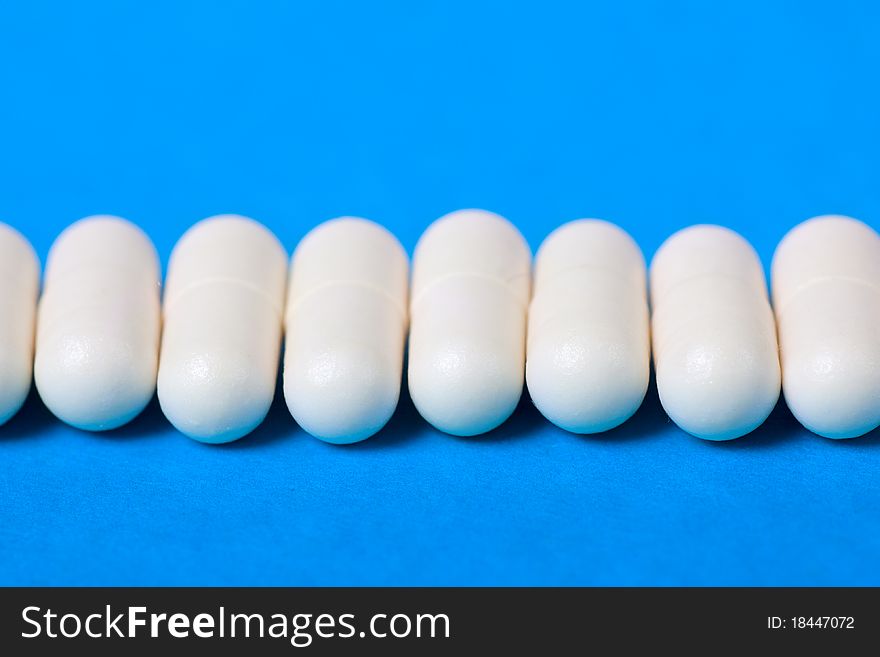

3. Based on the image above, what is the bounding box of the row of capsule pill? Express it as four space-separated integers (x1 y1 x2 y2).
0 211 878 443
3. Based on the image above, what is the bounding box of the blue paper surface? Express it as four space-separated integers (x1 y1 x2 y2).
0 1 879 585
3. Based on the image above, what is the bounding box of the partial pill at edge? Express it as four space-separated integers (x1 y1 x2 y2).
408 209 531 436
650 225 780 440
772 215 880 439
527 220 650 434
0 223 40 426
283 217 408 444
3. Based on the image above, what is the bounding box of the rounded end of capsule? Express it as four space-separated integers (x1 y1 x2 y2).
284 342 401 444
44 215 159 284
656 339 781 441
408 338 523 437
527 326 648 434
411 209 531 307
35 332 156 431
783 342 880 439
0 222 40 281
535 219 645 289
771 215 880 308
158 348 275 444
651 224 766 304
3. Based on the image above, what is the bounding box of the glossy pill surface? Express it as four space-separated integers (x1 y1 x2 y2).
284 217 408 444
772 215 880 439
0 223 39 426
35 216 160 430
527 220 650 434
651 225 780 440
408 209 531 436
158 215 287 443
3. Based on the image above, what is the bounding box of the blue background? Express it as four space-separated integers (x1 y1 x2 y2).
1 1 879 586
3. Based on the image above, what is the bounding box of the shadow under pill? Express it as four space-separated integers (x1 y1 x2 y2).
196 348 301 449
352 389 427 450
702 398 803 450
344 352 429 450
0 386 57 441
587 373 672 443
354 358 544 449
218 375 300 450
464 392 547 444
820 423 880 448
92 395 170 440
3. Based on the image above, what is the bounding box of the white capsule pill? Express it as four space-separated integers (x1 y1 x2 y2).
772 215 880 438
0 224 39 426
650 225 780 440
408 209 531 436
283 218 408 444
158 215 287 443
35 216 160 430
527 220 650 434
